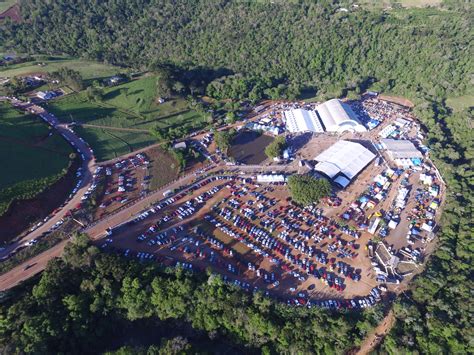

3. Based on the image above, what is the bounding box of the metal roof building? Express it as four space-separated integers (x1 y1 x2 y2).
314 140 376 182
380 139 423 159
283 109 325 133
316 99 367 133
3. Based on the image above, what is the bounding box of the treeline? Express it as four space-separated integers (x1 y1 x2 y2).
0 234 383 354
1 1 471 102
378 102 473 354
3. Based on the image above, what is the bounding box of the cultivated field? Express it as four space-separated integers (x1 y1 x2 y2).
0 103 72 224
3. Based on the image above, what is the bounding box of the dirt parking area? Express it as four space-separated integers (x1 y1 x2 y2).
97 176 379 306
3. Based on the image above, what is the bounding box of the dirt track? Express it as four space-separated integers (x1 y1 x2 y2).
354 310 395 355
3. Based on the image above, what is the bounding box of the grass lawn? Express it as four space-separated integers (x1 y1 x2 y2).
446 95 473 113
0 103 72 189
47 75 208 160
74 126 157 162
0 0 15 13
0 57 120 81
0 103 73 215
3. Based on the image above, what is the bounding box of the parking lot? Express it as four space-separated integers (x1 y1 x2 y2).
98 174 383 309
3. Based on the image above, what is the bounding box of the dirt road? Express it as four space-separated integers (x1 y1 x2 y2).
0 240 68 291
354 310 395 355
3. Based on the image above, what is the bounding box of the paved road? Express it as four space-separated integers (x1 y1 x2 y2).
0 240 68 291
0 98 95 259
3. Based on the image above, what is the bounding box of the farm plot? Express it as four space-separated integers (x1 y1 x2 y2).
0 103 72 190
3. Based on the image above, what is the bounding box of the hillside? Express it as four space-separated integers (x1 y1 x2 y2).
0 1 472 354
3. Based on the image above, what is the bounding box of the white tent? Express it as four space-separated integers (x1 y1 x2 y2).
283 109 324 133
314 140 376 180
316 99 367 133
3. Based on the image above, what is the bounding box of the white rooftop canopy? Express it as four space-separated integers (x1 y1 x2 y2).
316 99 367 133
315 140 376 180
284 109 325 133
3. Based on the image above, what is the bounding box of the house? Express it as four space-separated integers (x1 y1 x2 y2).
36 91 57 100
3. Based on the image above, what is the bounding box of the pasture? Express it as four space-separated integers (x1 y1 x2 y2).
0 57 119 81
446 95 473 113
48 75 207 160
74 126 156 162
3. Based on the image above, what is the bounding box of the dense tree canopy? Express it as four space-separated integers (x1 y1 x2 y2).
287 175 332 205
265 136 287 159
1 1 471 101
0 234 383 354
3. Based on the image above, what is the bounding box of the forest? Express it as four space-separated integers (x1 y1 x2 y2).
0 234 384 354
0 0 472 353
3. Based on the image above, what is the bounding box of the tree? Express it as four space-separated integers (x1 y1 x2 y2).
214 129 235 154
287 175 331 205
265 136 287 159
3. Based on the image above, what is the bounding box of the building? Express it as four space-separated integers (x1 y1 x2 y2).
314 140 376 187
256 174 287 183
36 91 56 100
173 142 187 150
380 139 423 167
316 99 366 133
283 109 324 133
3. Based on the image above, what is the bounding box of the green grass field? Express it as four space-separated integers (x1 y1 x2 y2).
360 0 442 9
0 57 120 81
0 104 71 188
0 103 72 215
446 95 473 113
74 126 156 161
0 0 16 13
47 75 207 160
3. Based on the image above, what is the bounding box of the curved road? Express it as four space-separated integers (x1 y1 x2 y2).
0 98 95 259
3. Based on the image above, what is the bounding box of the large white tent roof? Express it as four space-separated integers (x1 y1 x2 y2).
316 99 366 133
284 109 325 133
315 140 376 180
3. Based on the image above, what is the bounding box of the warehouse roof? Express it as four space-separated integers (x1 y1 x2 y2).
283 109 325 133
315 140 376 180
316 99 367 133
381 139 423 159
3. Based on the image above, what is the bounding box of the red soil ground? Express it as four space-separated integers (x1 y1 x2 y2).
0 159 80 244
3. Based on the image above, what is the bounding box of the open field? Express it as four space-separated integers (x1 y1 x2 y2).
0 104 71 189
46 76 208 160
74 126 156 162
147 147 180 190
0 0 16 14
0 57 120 81
446 95 473 113
360 0 442 9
